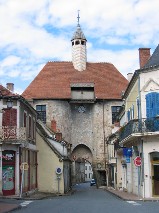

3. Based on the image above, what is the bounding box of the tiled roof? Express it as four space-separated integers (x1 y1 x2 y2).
22 62 128 100
0 84 18 97
144 44 159 68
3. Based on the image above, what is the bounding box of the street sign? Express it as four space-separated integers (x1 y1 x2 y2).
56 167 62 175
134 156 142 167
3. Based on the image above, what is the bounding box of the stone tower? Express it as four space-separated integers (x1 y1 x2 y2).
71 13 87 71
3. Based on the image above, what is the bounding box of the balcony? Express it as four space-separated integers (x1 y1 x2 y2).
0 126 26 142
119 117 159 142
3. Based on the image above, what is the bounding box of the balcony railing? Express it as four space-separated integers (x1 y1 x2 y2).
119 117 159 141
0 126 26 141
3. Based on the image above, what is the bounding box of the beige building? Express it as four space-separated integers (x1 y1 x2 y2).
36 120 71 194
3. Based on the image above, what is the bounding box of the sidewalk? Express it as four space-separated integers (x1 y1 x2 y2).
106 187 159 201
0 202 20 213
0 191 72 213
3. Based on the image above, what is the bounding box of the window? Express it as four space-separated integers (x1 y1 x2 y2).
136 98 140 118
36 105 46 123
29 115 32 138
127 110 130 122
23 112 27 127
112 106 121 124
75 40 80 45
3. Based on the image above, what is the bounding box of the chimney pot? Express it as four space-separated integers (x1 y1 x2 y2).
6 83 14 92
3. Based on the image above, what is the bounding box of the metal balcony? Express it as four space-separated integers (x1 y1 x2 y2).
0 126 26 142
119 117 159 141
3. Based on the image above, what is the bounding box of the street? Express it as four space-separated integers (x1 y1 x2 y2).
2 183 159 213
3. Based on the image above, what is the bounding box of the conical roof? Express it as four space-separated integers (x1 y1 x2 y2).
71 24 86 41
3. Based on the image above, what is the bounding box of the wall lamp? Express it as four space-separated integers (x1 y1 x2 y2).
6 98 13 108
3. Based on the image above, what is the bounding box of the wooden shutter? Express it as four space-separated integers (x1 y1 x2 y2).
2 108 17 126
146 92 159 118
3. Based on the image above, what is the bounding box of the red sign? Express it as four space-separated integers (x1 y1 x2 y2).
134 156 142 167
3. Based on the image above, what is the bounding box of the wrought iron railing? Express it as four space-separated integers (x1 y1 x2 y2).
0 126 26 141
119 117 159 141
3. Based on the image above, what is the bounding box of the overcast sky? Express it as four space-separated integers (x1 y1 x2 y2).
0 0 159 94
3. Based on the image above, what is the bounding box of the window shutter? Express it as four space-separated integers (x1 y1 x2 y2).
146 93 152 118
127 110 130 121
146 92 159 118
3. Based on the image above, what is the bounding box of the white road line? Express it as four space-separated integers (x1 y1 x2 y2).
126 201 141 206
20 201 33 207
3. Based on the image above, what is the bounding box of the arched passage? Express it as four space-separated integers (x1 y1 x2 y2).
71 144 93 184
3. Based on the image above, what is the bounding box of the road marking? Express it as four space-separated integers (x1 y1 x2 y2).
126 201 141 206
20 201 33 207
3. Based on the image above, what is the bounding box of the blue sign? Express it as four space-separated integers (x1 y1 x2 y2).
125 157 130 163
123 148 132 157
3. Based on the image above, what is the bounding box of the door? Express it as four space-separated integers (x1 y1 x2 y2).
2 150 15 196
152 163 159 196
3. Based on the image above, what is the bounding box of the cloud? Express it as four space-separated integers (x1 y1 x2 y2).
0 0 159 93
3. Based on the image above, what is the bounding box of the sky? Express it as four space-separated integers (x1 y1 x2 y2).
0 0 159 95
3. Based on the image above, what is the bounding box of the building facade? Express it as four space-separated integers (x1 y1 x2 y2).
108 45 159 198
0 83 38 196
22 20 128 186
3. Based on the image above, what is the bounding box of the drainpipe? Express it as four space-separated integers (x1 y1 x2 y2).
103 100 108 187
138 75 144 198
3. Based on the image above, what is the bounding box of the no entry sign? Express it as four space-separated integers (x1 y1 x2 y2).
134 156 142 167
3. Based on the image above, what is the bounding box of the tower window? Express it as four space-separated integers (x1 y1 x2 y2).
72 41 74 46
36 105 46 124
75 40 80 45
112 106 121 124
81 41 85 45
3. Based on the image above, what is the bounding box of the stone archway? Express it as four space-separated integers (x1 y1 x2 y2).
71 144 93 184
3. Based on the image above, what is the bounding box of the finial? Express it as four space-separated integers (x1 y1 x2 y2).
77 10 80 25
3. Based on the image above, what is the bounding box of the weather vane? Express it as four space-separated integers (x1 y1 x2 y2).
77 10 80 25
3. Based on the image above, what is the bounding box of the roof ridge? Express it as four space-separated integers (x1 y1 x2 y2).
47 61 113 64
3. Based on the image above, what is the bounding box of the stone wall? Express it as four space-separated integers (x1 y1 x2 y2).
31 99 122 169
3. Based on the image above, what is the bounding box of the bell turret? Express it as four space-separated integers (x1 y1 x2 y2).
71 12 87 71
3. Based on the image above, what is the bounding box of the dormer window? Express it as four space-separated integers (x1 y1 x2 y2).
70 83 95 103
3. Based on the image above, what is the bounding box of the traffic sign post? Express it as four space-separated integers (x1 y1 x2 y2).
134 156 142 167
134 156 142 198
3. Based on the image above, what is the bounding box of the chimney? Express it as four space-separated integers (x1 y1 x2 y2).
127 73 133 82
6 83 14 92
139 48 151 68
51 119 57 132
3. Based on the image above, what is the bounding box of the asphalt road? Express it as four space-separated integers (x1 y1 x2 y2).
8 183 159 213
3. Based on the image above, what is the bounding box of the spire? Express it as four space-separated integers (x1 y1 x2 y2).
77 10 80 26
71 11 87 72
71 11 86 41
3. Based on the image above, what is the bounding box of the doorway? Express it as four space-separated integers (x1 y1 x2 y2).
2 150 15 196
152 162 159 196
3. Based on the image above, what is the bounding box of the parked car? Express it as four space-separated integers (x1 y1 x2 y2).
90 179 96 186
